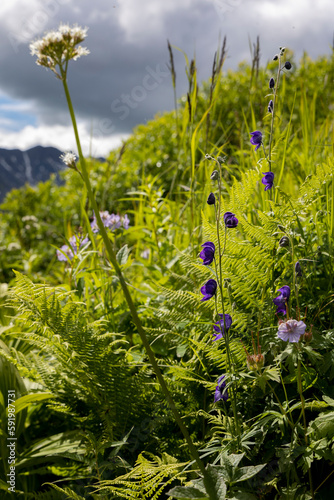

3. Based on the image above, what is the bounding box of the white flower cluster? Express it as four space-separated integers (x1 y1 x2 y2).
60 151 77 168
30 24 89 78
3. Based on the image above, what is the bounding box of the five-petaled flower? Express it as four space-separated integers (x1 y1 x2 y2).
273 285 291 315
200 279 217 301
277 319 306 343
214 375 229 402
213 314 232 341
250 131 263 151
224 212 238 228
262 172 274 191
57 234 89 262
199 242 215 265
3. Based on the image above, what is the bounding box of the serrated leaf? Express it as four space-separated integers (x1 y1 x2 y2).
233 463 267 483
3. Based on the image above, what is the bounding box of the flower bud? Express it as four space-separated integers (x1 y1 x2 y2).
210 170 219 180
268 100 273 113
269 77 275 89
246 353 264 371
284 61 292 70
273 54 278 61
279 236 289 247
295 261 302 277
207 192 216 205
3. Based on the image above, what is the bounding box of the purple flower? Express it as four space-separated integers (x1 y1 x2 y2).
250 131 263 151
214 375 228 402
56 235 89 262
91 211 130 233
273 285 291 315
284 61 292 70
200 279 217 301
224 212 238 228
277 319 306 343
268 100 273 113
199 242 215 265
269 77 275 89
262 172 274 191
207 192 216 205
213 314 232 341
295 261 302 277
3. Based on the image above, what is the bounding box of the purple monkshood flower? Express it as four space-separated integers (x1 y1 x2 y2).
213 314 232 341
277 319 306 343
262 172 275 191
200 279 217 301
207 192 216 205
214 375 229 402
224 212 239 228
269 77 275 89
295 261 302 277
91 211 129 233
199 242 215 265
57 235 89 262
250 131 263 151
268 100 273 113
273 285 291 315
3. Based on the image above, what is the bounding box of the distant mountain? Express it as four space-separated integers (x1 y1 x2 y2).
0 145 64 202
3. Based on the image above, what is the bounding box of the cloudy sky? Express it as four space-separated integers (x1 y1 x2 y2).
0 0 333 157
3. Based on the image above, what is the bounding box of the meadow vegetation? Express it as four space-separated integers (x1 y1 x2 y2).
0 27 334 499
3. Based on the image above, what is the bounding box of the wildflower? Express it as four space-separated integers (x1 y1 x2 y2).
284 61 292 70
200 279 217 301
224 212 238 228
213 313 232 341
56 234 89 262
250 131 263 151
273 285 290 315
273 54 279 61
207 192 216 205
295 261 302 277
91 211 129 233
199 242 215 265
277 319 306 343
214 375 228 402
268 100 273 113
269 77 275 89
30 24 89 78
60 152 77 168
279 236 289 247
210 170 219 181
262 172 274 191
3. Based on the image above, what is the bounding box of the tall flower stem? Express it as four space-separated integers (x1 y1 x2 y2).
268 54 283 169
214 159 240 447
61 73 220 499
296 347 314 499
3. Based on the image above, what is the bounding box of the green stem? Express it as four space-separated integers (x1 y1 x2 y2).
61 73 219 499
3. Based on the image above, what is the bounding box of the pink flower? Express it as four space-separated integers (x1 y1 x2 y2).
277 319 306 343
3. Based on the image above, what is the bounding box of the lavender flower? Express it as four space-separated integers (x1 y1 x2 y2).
207 192 216 205
262 172 275 191
224 212 238 228
213 314 232 341
273 286 291 315
250 131 263 151
199 242 215 265
91 211 129 233
56 235 89 262
269 77 275 89
214 375 228 402
277 319 306 343
200 279 217 301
